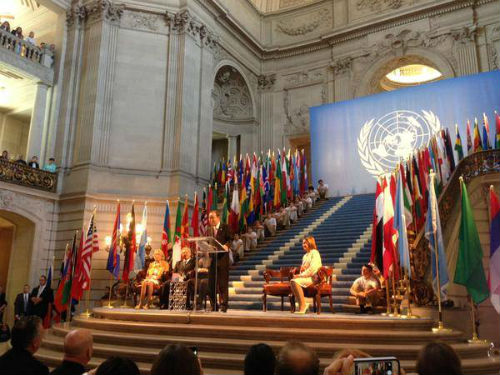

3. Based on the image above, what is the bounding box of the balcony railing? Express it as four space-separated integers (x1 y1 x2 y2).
0 159 57 192
0 28 53 68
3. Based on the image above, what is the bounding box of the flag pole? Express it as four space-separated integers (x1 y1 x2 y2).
468 296 487 343
382 279 391 316
431 228 448 332
105 275 114 308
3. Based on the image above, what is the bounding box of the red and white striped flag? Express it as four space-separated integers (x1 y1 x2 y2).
80 214 99 291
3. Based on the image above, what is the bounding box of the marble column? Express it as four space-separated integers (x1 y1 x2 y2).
452 27 479 76
227 135 238 160
26 82 49 160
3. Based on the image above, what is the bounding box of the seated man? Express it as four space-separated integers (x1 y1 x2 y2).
264 215 277 237
317 179 329 199
253 221 265 242
287 203 298 223
241 227 257 252
231 234 244 261
161 247 195 309
295 197 304 217
350 264 382 314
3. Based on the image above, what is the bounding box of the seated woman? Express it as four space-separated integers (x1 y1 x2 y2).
291 236 322 314
136 249 169 309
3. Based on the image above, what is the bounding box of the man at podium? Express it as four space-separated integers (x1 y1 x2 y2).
207 210 231 312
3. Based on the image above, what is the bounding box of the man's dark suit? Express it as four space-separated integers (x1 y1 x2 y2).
14 292 31 318
50 360 86 375
0 348 49 375
208 223 231 311
161 257 196 309
30 285 53 319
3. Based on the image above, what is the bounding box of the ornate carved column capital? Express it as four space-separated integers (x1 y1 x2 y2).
86 0 125 25
66 5 87 27
331 57 352 75
257 74 276 91
451 26 477 45
165 10 220 51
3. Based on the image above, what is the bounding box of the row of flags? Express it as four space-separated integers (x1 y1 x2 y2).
454 112 500 159
371 114 500 311
54 213 99 313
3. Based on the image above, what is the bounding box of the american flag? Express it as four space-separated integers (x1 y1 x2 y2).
200 209 208 236
80 214 99 290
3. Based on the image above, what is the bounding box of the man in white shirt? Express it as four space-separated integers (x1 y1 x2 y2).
350 264 381 314
231 234 244 260
317 179 329 199
242 228 258 252
264 215 277 236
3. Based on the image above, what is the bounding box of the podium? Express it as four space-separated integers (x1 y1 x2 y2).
187 236 227 312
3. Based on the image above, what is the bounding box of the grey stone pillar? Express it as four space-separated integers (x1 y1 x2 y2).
452 27 479 76
227 135 238 161
331 57 352 102
258 74 276 152
26 82 49 160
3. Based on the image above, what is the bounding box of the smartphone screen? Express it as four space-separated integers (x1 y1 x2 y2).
354 357 400 375
190 346 198 356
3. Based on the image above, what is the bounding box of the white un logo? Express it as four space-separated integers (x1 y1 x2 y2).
357 110 441 177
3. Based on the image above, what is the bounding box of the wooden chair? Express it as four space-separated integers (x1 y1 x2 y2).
262 267 295 312
303 266 335 315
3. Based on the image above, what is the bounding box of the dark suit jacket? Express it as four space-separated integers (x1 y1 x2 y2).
30 285 53 319
0 348 49 375
208 223 231 260
174 258 196 280
50 360 86 375
14 292 31 317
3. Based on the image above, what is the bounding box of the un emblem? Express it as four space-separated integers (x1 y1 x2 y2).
357 110 441 177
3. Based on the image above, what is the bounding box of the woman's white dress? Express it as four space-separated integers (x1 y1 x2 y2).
294 249 322 288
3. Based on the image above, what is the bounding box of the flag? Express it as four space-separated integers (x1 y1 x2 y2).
54 233 77 312
400 163 413 228
221 183 229 225
161 201 171 258
424 172 449 300
370 178 384 270
240 185 249 231
495 112 500 149
200 189 208 236
106 203 121 278
489 186 500 313
79 214 99 292
181 195 189 246
230 184 240 233
473 118 483 152
191 192 200 237
212 183 218 210
135 204 148 272
383 176 398 279
454 124 464 161
454 179 490 304
172 199 183 266
70 228 85 301
483 113 491 150
46 258 53 289
274 154 282 208
466 119 472 154
395 168 411 278
122 204 137 282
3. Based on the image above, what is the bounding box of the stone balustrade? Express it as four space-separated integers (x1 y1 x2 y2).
0 159 57 192
0 28 54 68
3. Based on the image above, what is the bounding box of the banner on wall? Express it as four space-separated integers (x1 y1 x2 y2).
310 70 500 196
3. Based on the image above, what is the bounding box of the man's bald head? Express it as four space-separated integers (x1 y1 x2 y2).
276 341 319 375
63 329 93 365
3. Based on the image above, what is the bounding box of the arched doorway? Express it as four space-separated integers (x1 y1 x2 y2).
0 210 35 323
211 65 255 164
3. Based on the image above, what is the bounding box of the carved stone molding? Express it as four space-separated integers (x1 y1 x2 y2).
66 0 123 27
283 68 324 89
451 26 477 45
122 11 162 32
283 90 310 136
331 57 353 75
275 9 331 36
0 189 53 219
165 9 220 51
257 74 276 91
356 0 402 12
212 66 253 120
488 44 499 70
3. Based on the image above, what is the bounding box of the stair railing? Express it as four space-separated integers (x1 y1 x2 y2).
411 149 500 305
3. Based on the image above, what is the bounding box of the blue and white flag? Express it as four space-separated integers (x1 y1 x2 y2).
134 204 148 272
424 172 449 300
394 168 410 279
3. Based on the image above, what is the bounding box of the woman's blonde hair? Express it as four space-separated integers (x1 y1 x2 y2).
153 249 165 260
303 236 317 250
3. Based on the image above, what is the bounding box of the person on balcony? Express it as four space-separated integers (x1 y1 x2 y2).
28 156 39 169
135 249 169 309
0 22 10 32
0 150 8 160
350 264 382 314
11 27 23 54
291 236 322 314
25 31 35 45
43 158 57 173
15 155 27 165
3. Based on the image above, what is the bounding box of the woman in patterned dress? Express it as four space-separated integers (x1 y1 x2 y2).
136 249 169 309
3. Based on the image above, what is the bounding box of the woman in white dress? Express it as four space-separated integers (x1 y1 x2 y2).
291 236 322 314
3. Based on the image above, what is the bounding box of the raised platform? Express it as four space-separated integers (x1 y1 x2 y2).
37 308 500 375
